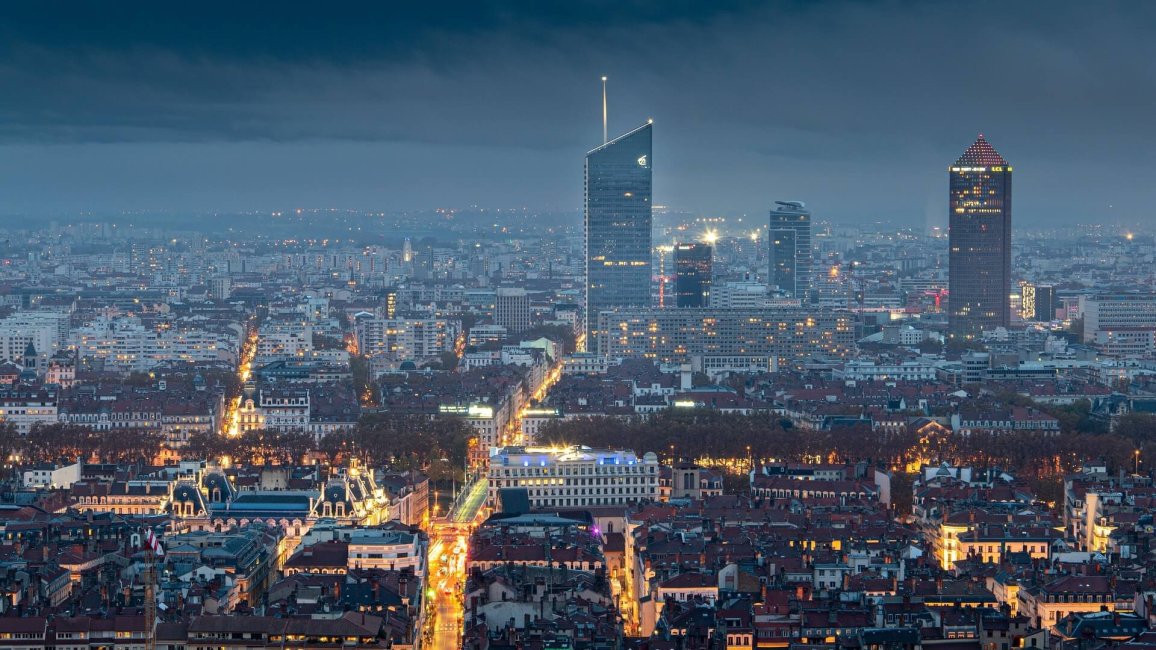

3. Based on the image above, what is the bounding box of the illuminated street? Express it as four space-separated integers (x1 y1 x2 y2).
422 528 468 650
224 324 259 436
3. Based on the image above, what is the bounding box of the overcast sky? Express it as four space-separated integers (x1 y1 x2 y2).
2 1 1155 228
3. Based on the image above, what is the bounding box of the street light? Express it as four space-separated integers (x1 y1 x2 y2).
1135 449 1141 475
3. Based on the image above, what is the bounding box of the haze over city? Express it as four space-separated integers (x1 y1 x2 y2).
4 1 1156 226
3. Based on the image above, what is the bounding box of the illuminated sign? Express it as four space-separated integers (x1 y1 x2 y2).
438 404 495 418
637 155 648 167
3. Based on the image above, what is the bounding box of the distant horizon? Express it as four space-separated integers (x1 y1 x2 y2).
4 2 1156 228
0 205 1147 240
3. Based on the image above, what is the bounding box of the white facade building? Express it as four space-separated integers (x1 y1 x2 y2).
487 445 660 510
356 317 458 364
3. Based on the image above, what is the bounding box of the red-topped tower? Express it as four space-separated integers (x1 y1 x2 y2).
948 134 1012 339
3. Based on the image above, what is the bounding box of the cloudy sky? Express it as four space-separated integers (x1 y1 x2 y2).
2 1 1155 227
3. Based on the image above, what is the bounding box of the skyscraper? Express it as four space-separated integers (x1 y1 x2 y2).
948 135 1012 339
585 122 653 350
769 201 812 300
673 242 712 308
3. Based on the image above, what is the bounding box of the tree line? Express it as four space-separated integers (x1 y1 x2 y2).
184 412 474 472
0 410 475 477
537 409 1156 505
0 423 164 466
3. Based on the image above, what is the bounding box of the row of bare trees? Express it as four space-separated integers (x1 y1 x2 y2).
180 412 474 471
538 409 1156 505
0 422 165 466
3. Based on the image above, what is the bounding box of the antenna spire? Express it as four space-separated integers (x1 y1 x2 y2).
601 76 608 144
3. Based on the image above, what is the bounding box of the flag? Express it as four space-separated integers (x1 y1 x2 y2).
145 528 165 558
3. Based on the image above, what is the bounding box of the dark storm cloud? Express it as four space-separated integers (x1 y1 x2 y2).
3 0 1156 223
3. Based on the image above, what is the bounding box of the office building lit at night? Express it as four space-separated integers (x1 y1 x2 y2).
585 122 653 351
948 134 1012 339
673 242 712 308
769 201 812 301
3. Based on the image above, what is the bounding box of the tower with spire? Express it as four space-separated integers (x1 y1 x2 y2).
948 134 1012 340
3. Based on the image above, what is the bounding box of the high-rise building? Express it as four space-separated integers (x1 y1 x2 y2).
585 122 653 351
769 201 812 300
494 287 531 333
948 135 1012 339
1036 285 1056 322
1021 283 1056 322
673 243 712 307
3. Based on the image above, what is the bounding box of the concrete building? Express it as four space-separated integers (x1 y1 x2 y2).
596 308 855 368
495 288 531 333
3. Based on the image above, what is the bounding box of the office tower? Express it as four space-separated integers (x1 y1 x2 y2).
673 243 712 308
769 201 812 300
948 134 1012 339
585 122 653 350
1020 283 1055 321
495 287 531 333
1037 285 1056 322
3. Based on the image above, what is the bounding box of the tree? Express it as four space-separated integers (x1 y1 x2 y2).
184 430 237 463
318 430 355 465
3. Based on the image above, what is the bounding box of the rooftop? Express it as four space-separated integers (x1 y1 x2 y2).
954 134 1008 167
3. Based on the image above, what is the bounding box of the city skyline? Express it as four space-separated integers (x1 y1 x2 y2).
4 2 1156 226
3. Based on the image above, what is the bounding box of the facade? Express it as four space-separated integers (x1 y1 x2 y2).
769 201 812 300
673 243 712 308
254 320 313 363
487 445 660 510
948 135 1013 339
710 281 771 309
835 360 938 382
1022 283 1056 322
585 123 653 351
494 287 531 333
72 317 243 373
1080 293 1156 343
22 461 81 489
0 311 67 366
238 388 310 433
354 317 457 365
596 308 855 368
0 386 59 433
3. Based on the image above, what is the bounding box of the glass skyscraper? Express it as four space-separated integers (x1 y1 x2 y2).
585 122 653 350
948 134 1012 339
769 201 812 301
673 242 712 308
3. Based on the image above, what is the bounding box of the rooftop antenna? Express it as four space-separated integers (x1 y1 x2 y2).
601 76 608 144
